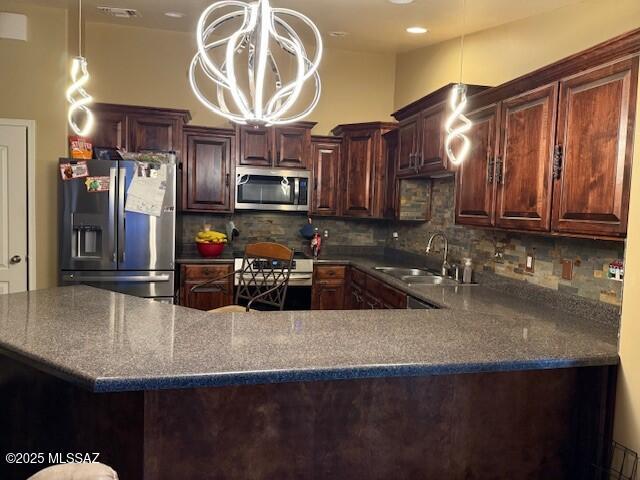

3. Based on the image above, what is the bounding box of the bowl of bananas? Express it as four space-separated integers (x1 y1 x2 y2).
195 226 228 258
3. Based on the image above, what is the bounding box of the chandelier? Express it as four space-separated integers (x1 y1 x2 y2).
66 0 94 137
189 0 323 126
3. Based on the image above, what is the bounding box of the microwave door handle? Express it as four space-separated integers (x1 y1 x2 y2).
294 178 300 205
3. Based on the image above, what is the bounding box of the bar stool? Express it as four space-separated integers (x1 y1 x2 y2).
28 462 118 479
191 242 295 312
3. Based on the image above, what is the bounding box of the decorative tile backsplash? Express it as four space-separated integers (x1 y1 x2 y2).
389 177 625 306
179 177 625 306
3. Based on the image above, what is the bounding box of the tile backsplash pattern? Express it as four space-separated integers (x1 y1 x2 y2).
389 177 625 306
180 212 389 253
179 177 625 306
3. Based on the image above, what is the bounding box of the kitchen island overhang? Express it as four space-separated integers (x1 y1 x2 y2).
0 286 619 479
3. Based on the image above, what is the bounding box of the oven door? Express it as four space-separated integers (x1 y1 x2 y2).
235 167 309 211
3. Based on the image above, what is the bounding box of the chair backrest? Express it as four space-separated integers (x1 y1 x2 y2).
235 242 295 311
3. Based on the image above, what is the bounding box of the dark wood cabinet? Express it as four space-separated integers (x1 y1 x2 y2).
394 84 489 178
92 103 191 155
332 122 397 219
552 57 637 237
179 264 234 311
238 126 271 166
343 266 406 310
455 103 500 227
455 33 640 239
274 126 311 169
183 127 234 213
383 130 399 219
311 136 341 216
237 122 315 168
397 114 420 175
91 110 127 149
495 83 558 231
311 266 346 310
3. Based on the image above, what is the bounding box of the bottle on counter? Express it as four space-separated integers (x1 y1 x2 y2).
462 258 473 284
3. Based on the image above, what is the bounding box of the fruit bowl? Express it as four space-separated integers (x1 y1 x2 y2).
196 242 225 258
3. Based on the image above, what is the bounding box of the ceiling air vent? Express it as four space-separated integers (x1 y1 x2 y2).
97 6 140 19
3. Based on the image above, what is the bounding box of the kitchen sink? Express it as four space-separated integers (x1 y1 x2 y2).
402 276 459 286
374 267 436 278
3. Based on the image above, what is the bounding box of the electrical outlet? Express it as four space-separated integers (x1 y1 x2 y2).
392 232 399 240
561 259 573 280
525 251 535 273
323 229 329 238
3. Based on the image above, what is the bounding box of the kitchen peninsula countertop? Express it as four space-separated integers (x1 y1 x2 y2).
0 267 618 391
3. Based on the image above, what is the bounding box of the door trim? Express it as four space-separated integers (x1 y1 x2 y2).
0 119 36 290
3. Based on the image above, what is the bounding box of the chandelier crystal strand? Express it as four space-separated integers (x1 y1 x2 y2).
189 0 323 126
67 0 94 136
445 0 472 165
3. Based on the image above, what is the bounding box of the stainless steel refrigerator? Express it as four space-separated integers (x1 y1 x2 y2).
59 157 176 302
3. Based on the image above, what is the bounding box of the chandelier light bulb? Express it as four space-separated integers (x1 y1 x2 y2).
66 56 94 137
445 83 472 166
189 0 323 125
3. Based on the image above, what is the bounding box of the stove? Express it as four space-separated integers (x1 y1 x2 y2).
233 249 314 287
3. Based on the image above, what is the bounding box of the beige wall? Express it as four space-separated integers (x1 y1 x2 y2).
84 22 396 135
394 0 640 109
0 1 69 288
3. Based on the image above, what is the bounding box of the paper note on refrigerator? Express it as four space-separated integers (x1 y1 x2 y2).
125 163 167 217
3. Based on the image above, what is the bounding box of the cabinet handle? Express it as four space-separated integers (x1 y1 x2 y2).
408 153 414 169
268 150 272 163
495 156 504 185
225 173 230 186
553 145 564 180
487 156 495 184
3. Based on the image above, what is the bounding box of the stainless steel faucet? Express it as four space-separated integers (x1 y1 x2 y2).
426 232 450 276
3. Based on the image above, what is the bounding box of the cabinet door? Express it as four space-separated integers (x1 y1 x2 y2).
92 110 127 149
129 115 180 152
397 115 420 175
418 103 447 174
342 131 374 217
184 133 232 212
311 141 340 216
238 126 272 166
552 58 638 237
495 83 558 231
180 265 234 311
455 104 500 227
383 131 399 219
311 281 345 310
274 126 311 169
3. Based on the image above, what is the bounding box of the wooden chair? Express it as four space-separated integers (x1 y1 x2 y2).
190 242 295 312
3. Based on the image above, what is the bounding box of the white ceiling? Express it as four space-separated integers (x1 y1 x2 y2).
20 0 586 53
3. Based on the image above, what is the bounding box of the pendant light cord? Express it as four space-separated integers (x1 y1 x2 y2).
459 0 465 84
78 0 82 57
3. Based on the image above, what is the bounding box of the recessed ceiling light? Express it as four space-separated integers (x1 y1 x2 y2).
329 31 349 38
165 11 185 18
389 0 415 4
406 26 428 34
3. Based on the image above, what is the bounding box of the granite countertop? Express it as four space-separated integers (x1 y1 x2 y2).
0 274 618 392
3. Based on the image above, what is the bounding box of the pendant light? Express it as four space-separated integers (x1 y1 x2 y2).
189 0 323 126
66 0 94 137
445 0 472 166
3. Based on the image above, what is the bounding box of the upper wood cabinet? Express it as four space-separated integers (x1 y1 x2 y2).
494 83 558 231
236 122 315 169
91 103 191 155
454 103 500 227
552 57 638 237
455 30 640 239
183 126 234 213
332 122 397 219
310 136 341 216
394 84 489 178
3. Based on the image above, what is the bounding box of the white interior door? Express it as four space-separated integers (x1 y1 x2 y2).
0 125 28 293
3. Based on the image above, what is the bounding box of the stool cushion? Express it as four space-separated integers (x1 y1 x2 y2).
28 462 118 480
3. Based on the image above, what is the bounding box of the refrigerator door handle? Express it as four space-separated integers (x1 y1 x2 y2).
118 167 127 263
62 274 171 283
109 167 118 263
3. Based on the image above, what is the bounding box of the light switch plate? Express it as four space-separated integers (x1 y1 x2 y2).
525 251 535 273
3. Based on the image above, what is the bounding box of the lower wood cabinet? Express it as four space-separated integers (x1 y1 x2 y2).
179 264 234 311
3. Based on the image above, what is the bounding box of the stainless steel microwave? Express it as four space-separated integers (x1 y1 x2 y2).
235 167 310 211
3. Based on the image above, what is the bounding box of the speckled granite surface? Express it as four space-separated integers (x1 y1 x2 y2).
0 280 618 392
